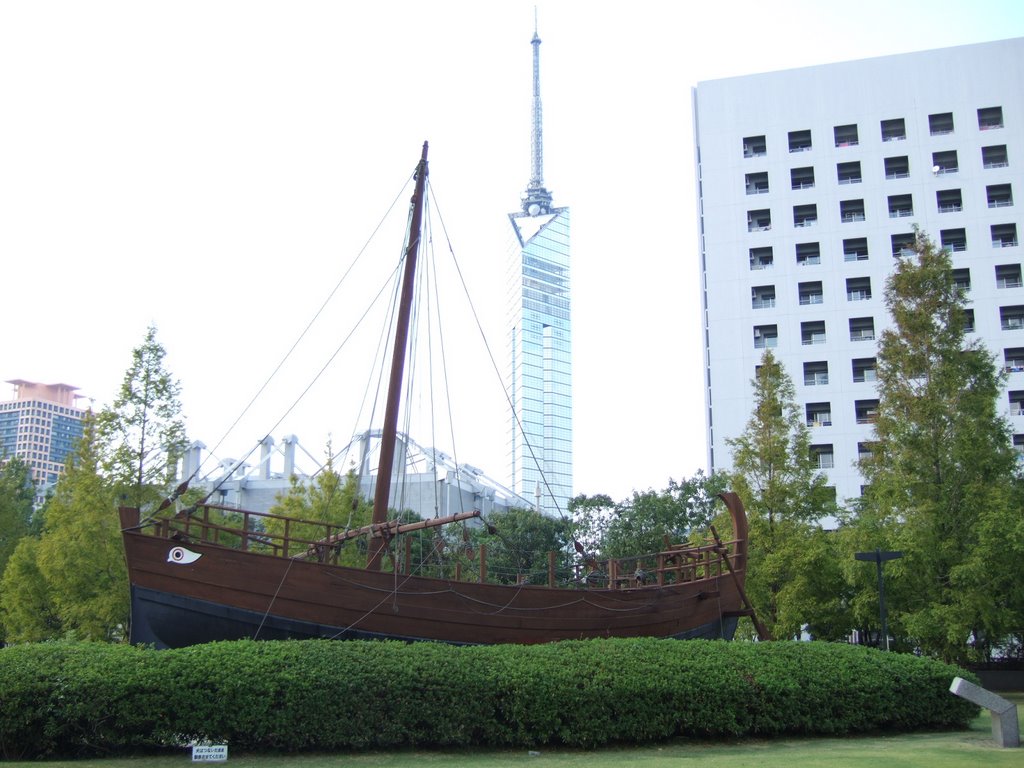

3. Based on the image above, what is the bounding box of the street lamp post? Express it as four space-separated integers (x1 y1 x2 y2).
854 548 903 651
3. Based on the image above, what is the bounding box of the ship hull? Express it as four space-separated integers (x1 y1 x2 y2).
122 528 746 648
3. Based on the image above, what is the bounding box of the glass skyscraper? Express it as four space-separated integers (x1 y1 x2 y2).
505 23 572 515
0 380 86 505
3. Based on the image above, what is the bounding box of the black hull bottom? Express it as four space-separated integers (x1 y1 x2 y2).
130 585 740 649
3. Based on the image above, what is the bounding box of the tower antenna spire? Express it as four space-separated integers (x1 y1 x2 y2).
522 9 553 216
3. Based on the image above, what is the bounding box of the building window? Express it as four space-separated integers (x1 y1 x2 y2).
849 317 875 342
810 444 835 469
837 161 862 185
890 232 915 258
840 199 865 222
952 268 971 291
794 204 818 227
791 166 815 190
847 276 872 301
834 124 859 147
855 399 880 424
982 144 1008 169
749 246 774 270
928 111 954 135
1000 305 1024 330
801 320 826 346
743 135 767 158
1015 434 1024 453
804 361 829 386
748 209 771 232
752 285 776 309
806 402 832 427
988 183 1014 208
978 106 1004 131
963 308 975 333
1004 347 1024 372
858 441 874 462
880 118 906 142
852 357 877 383
996 264 1022 289
884 155 910 180
1010 391 1024 416
754 324 778 348
788 129 812 153
888 194 913 218
932 150 958 175
941 228 967 253
936 188 963 213
796 242 821 266
843 237 869 262
993 223 1019 248
799 281 824 306
745 171 769 195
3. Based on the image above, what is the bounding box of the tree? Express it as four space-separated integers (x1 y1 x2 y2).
265 459 373 567
725 349 844 640
34 415 125 640
472 506 570 585
600 471 730 559
0 538 61 642
0 457 35 577
857 229 1024 663
0 458 42 642
97 324 187 508
568 493 616 555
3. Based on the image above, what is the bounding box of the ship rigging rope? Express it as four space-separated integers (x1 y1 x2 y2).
252 555 296 641
170 171 416 510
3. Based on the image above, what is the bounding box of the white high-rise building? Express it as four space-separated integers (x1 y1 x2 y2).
505 23 572 515
693 38 1023 504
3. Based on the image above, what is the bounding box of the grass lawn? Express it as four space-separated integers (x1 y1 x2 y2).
7 693 1020 768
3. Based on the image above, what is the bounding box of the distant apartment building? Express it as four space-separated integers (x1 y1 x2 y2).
0 380 87 504
693 38 1024 504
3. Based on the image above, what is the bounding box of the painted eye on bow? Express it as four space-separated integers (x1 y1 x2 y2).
167 546 202 565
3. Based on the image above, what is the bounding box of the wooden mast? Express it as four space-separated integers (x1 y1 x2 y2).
367 141 429 570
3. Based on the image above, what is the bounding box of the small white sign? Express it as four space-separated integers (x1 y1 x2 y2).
192 744 228 762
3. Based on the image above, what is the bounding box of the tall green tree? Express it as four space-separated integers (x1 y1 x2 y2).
0 457 35 576
0 458 40 642
858 229 1024 664
0 538 61 642
97 324 187 508
34 415 126 640
725 349 845 640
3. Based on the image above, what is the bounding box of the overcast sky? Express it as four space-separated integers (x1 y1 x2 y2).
3 1 1024 502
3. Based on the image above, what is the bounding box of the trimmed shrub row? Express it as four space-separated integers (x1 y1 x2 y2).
0 638 978 759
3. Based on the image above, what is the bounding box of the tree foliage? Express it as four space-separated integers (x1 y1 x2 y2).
264 458 373 567
569 471 729 563
725 349 846 640
472 506 571 585
599 472 730 559
0 538 61 643
30 415 126 641
0 457 35 577
856 229 1024 663
97 324 187 508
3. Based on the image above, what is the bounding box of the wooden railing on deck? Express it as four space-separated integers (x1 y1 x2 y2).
127 503 741 588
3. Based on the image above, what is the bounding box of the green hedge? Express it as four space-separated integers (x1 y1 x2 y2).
0 639 978 759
